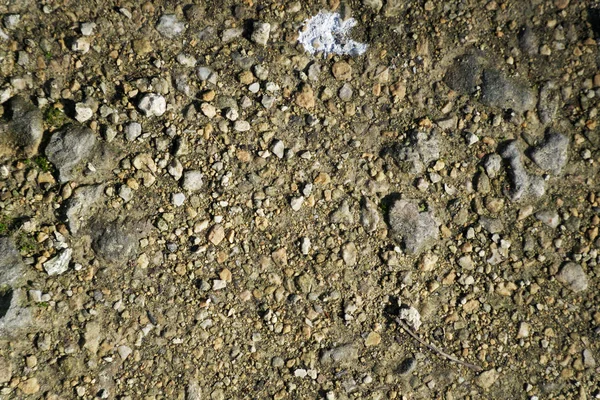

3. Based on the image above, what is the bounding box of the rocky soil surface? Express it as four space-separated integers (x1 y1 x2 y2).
0 0 600 399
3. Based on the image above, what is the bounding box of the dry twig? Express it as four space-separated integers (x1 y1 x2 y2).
395 317 483 372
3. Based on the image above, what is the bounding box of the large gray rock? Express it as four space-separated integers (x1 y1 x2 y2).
388 199 439 255
91 219 151 264
391 129 441 174
0 95 43 159
445 54 536 113
556 262 588 292
62 184 106 234
0 237 25 288
529 131 569 175
499 141 546 202
480 69 536 113
45 124 96 182
0 238 30 337
156 14 185 39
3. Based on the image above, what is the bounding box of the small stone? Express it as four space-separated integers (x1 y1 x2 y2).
272 248 288 266
83 321 101 354
208 225 225 246
272 356 285 368
516 322 530 338
182 171 203 192
300 237 311 255
554 0 569 10
295 84 315 109
271 140 284 158
341 242 358 266
475 172 491 194
119 185 133 202
338 83 353 101
397 357 417 375
19 377 40 395
43 248 72 276
476 369 499 389
360 197 379 232
201 103 217 118
332 61 352 81
132 39 153 55
535 209 560 228
398 305 421 331
71 37 91 53
365 331 381 347
484 154 503 178
156 14 185 38
213 280 227 290
320 344 358 365
125 122 142 141
219 268 232 282
0 357 12 383
388 199 439 254
80 22 96 36
295 273 313 293
251 21 271 46
138 94 166 117
234 120 250 132
556 262 588 292
583 349 596 368
117 345 132 360
75 103 93 122
529 131 569 175
172 192 186 207
290 196 304 211
168 159 184 181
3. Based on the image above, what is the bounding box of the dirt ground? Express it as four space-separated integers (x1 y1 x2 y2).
0 0 599 399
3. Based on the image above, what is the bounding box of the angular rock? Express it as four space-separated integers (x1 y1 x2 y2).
45 124 96 183
330 200 354 225
320 344 358 365
529 131 569 175
388 199 439 255
480 69 536 113
556 262 588 292
0 95 43 159
476 369 499 389
251 21 270 46
92 219 150 264
43 248 72 276
341 242 358 266
444 53 483 94
83 321 101 354
360 196 380 232
537 81 560 125
138 93 166 117
182 170 203 192
156 14 185 38
499 141 546 202
535 209 560 228
391 129 440 174
125 122 142 141
62 184 106 234
0 237 25 287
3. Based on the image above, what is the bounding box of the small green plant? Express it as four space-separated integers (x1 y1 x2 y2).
43 106 66 127
16 232 36 255
44 51 52 62
32 155 53 172
0 222 8 235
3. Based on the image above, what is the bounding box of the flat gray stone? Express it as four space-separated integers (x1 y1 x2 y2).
388 199 439 255
529 131 569 175
45 124 97 183
556 262 588 292
0 95 43 159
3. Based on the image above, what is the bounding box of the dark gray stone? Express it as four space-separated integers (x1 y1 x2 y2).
499 141 546 202
444 53 483 94
45 124 96 183
518 26 539 56
0 95 43 159
388 199 439 255
91 219 151 264
0 237 24 288
480 69 536 113
529 131 569 175
0 238 30 337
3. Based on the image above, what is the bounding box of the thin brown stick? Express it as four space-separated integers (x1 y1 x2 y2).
395 317 483 372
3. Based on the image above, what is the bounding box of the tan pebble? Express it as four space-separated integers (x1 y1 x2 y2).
331 61 352 81
208 225 225 246
219 268 232 282
19 377 40 394
295 84 315 109
365 331 381 347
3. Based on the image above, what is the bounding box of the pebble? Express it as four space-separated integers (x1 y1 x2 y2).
484 154 503 178
535 209 560 228
290 196 304 211
43 248 72 276
125 122 142 141
476 369 499 389
208 225 225 246
156 14 186 38
398 305 421 331
388 199 438 254
529 131 569 175
338 83 353 101
182 171 203 192
332 61 352 81
234 120 250 132
341 242 358 266
556 262 588 292
201 103 217 118
138 94 166 117
251 21 271 46
213 280 227 290
360 197 380 232
80 22 96 36
74 103 93 122
19 377 40 395
271 140 285 158
117 345 132 360
295 84 315 109
172 192 186 207
365 331 381 347
300 237 311 255
320 344 358 365
71 37 91 53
